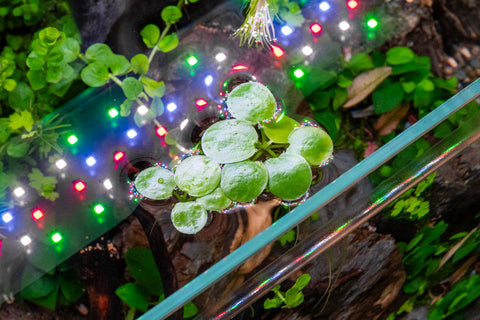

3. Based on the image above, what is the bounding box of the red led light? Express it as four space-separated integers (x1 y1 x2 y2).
32 209 44 221
195 99 208 107
113 151 125 162
271 45 285 58
74 180 86 192
232 65 248 71
310 23 323 34
347 0 359 9
156 126 167 137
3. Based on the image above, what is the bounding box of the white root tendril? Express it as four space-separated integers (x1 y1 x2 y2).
234 0 276 47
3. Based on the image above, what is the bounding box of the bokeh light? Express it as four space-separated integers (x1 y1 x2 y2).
310 23 322 34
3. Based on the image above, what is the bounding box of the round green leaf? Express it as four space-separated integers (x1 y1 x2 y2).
263 114 299 143
7 141 30 158
201 119 258 163
140 24 160 48
46 66 63 83
131 54 149 75
174 155 221 197
386 47 415 65
265 153 312 200
220 161 268 202
109 54 130 76
227 82 277 123
26 51 45 70
161 6 183 24
171 202 208 234
158 33 179 53
134 166 176 200
142 77 165 98
3 78 16 92
122 77 143 99
197 187 232 211
286 126 333 166
115 283 150 312
27 69 46 90
39 27 61 46
80 62 109 87
85 43 113 63
59 38 80 63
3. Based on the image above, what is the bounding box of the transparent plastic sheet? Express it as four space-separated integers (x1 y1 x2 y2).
138 79 480 319
199 102 480 319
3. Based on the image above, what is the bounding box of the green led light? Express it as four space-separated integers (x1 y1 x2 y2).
67 135 78 145
367 18 378 29
108 108 119 118
186 55 198 66
51 232 63 243
293 68 304 79
93 204 105 214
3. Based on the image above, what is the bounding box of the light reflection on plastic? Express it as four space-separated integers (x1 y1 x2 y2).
13 187 25 197
114 151 125 162
1 212 13 223
204 75 213 86
346 0 359 9
302 46 313 56
232 65 248 71
310 23 322 34
281 25 293 36
56 159 67 169
74 180 87 192
103 179 113 190
180 119 189 130
339 21 350 31
271 45 285 58
156 126 167 137
32 209 44 221
86 156 96 166
127 129 138 139
137 105 149 115
167 102 177 112
20 235 32 246
215 53 227 62
195 99 208 107
319 1 331 11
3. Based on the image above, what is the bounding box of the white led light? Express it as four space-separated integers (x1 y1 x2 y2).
215 52 227 62
302 46 313 56
2 212 13 223
180 119 189 130
319 1 331 11
137 105 149 115
13 187 25 197
281 25 293 36
339 21 350 31
103 179 113 190
166 103 177 112
55 159 67 169
127 129 137 138
204 75 213 86
20 235 32 246
86 156 96 166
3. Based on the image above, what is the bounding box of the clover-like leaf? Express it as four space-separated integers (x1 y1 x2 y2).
131 54 149 75
158 33 179 53
140 24 160 48
80 62 109 87
161 6 182 24
122 77 143 99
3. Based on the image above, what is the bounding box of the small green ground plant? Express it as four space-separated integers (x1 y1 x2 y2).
115 247 198 320
263 273 311 309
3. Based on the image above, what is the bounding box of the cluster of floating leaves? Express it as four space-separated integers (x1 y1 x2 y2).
133 81 334 234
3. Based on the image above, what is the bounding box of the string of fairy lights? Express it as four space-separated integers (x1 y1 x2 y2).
0 0 380 259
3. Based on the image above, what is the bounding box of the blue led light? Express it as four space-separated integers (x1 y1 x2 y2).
127 129 138 139
319 1 331 11
1 212 13 223
167 103 177 112
281 25 294 36
204 75 213 86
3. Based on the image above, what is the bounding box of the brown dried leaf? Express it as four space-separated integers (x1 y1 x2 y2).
374 104 410 136
343 66 392 108
450 255 479 285
436 227 478 272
